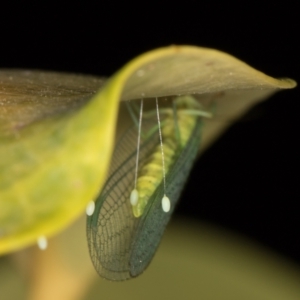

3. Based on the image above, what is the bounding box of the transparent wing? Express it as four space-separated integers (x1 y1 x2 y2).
86 120 158 280
87 114 202 281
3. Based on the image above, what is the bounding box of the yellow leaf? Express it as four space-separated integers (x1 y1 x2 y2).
0 46 296 255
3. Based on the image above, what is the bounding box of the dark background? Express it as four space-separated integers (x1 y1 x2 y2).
1 1 299 265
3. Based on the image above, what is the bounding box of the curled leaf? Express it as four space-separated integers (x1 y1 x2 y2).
0 46 296 254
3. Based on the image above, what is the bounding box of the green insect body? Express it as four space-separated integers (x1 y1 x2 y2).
86 95 208 281
132 96 200 217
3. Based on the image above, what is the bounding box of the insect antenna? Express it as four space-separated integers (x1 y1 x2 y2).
125 101 140 131
172 98 181 147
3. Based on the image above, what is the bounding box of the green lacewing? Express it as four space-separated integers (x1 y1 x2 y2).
86 95 211 281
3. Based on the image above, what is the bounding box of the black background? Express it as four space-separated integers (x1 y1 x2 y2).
1 1 299 265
